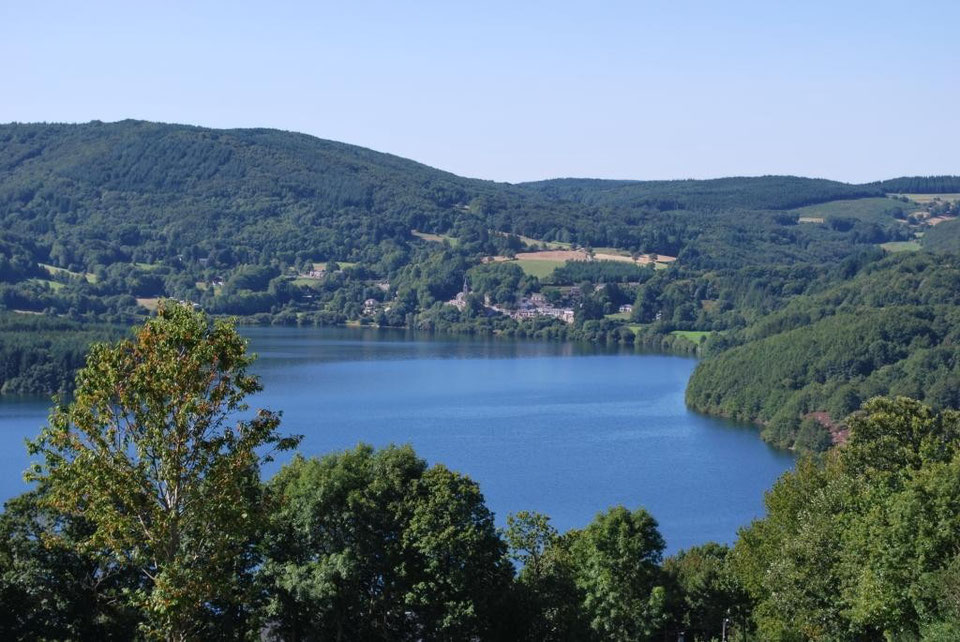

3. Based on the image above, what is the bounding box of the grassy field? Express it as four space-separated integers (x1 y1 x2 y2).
136 297 161 311
513 259 567 278
671 330 712 343
591 246 631 256
901 193 960 204
881 240 921 253
412 230 459 246
27 277 65 291
310 261 358 271
39 263 97 283
790 198 912 225
604 311 632 321
515 234 573 250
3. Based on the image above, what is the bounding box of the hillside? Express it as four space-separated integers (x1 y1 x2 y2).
519 175 884 210
686 253 960 449
0 120 504 266
922 215 960 252
0 121 933 272
1 119 958 413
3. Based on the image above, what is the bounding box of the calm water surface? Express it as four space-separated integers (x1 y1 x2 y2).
0 326 793 552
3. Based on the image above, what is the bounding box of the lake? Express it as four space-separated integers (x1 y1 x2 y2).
0 326 794 553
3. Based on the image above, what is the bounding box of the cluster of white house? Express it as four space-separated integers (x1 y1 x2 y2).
446 290 576 324
499 293 575 324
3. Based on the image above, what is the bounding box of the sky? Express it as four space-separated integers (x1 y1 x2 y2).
2 0 958 183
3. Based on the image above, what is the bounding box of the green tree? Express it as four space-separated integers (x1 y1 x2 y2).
0 490 141 640
731 397 960 640
505 510 558 582
505 514 591 642
663 542 751 642
570 506 668 641
259 445 514 641
27 302 301 640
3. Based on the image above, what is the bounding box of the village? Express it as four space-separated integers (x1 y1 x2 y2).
445 279 578 324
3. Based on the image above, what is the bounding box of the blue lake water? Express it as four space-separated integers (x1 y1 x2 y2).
0 326 794 553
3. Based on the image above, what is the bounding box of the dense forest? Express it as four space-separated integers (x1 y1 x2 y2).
520 175 885 211
0 120 959 456
686 253 960 449
0 312 122 394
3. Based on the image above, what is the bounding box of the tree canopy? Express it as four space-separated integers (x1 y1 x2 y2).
27 302 301 640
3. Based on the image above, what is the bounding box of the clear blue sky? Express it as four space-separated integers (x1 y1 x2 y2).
2 1 957 183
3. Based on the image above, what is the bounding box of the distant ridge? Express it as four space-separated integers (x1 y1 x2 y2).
518 176 885 211
0 120 954 272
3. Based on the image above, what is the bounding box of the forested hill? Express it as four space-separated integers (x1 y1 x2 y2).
1 120 958 404
518 176 884 210
520 175 960 211
686 252 960 450
867 175 960 194
0 120 517 263
2 120 950 277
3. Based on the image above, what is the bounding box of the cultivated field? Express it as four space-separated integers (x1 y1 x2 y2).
412 230 459 246
511 249 675 277
881 241 921 253
901 193 960 204
310 261 358 271
39 263 97 283
515 250 591 262
514 234 573 250
27 278 65 291
514 258 569 278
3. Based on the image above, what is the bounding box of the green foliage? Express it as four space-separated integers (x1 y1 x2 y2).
6 390 959 640
686 253 960 449
27 303 301 640
523 175 883 210
0 120 946 340
0 490 141 639
466 261 536 304
663 543 751 642
791 196 913 226
547 260 654 285
0 311 122 394
259 445 514 641
922 217 960 253
569 506 668 641
731 398 960 639
870 176 960 194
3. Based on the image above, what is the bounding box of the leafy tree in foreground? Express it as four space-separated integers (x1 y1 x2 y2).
662 542 751 642
0 489 141 640
731 397 960 640
259 445 514 641
570 506 669 641
504 511 591 641
27 302 301 640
